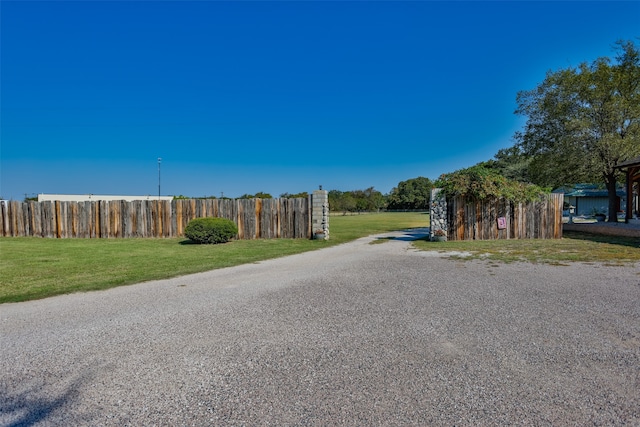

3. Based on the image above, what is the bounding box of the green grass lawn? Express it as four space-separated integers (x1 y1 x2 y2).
0 212 428 303
412 230 640 265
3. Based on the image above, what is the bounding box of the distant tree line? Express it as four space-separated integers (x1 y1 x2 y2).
173 186 435 213
327 178 435 214
328 187 386 214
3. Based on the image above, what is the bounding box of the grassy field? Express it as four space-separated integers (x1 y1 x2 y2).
2 212 638 303
0 212 428 303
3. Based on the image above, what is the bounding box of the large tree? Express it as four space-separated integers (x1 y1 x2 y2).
387 177 433 210
478 145 532 184
515 40 640 221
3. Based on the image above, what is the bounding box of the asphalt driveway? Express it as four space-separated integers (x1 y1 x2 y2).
1 230 639 425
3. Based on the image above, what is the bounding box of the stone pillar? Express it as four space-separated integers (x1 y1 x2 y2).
430 188 447 241
312 188 329 240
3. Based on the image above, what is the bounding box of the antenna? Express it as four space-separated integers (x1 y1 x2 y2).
158 157 162 200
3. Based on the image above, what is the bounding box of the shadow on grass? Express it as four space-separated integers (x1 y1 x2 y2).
413 231 639 249
178 239 236 246
563 230 640 249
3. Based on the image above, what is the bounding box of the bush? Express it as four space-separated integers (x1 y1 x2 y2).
184 217 238 244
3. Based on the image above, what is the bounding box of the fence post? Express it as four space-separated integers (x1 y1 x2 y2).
311 188 329 240
1 201 7 237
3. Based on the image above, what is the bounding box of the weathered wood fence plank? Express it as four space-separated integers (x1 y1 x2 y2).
0 202 7 236
0 198 311 239
446 193 563 241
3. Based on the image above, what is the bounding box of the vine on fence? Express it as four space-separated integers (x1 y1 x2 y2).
435 165 545 203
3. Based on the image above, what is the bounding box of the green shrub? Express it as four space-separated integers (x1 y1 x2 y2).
184 217 238 244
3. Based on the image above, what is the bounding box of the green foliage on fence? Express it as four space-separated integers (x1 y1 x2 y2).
436 165 546 203
184 217 238 244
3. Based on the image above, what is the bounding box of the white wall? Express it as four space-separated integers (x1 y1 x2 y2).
37 194 174 202
573 197 625 216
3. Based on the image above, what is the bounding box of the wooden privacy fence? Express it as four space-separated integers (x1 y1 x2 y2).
446 193 564 240
0 198 311 239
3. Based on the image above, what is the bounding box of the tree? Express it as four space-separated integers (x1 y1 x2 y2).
387 177 433 210
279 192 309 198
352 187 385 212
478 146 532 184
238 192 273 199
328 190 355 214
253 192 273 199
328 190 344 213
515 40 640 221
327 188 384 213
364 187 386 212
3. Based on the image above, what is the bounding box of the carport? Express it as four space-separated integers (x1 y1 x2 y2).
615 155 640 222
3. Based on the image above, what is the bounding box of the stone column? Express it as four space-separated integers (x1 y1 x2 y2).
312 188 329 240
430 188 447 241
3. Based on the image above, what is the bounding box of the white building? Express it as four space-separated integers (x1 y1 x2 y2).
37 194 174 202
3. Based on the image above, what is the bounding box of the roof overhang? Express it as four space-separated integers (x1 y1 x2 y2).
614 155 640 171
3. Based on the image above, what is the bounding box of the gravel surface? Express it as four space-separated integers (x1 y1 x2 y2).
1 230 639 426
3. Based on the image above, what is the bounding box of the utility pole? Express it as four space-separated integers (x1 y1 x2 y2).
158 157 162 200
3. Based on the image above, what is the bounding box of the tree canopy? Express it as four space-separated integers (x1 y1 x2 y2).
477 146 532 184
514 40 640 220
238 192 273 199
386 177 433 210
279 192 309 199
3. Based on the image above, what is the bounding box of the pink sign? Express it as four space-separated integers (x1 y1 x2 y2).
497 217 507 229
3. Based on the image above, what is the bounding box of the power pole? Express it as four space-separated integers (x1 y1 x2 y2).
158 157 162 200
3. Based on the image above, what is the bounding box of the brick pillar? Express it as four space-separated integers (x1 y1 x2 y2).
312 188 329 240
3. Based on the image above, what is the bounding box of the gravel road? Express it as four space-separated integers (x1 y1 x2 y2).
1 230 639 426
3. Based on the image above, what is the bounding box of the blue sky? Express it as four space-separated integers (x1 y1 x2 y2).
1 1 638 200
